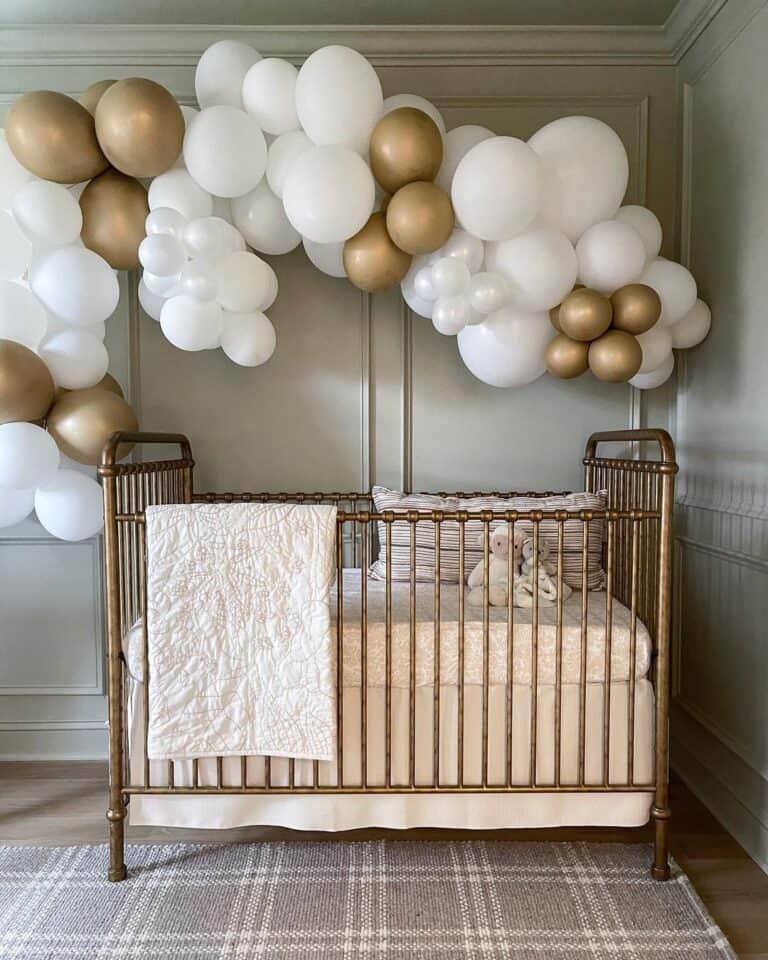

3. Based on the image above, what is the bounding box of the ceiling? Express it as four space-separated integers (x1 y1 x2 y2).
0 0 682 27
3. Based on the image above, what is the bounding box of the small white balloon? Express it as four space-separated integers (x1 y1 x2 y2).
468 272 510 315
670 298 711 349
194 39 261 109
231 180 301 255
148 169 214 221
431 257 471 297
432 295 473 335
457 306 555 388
216 251 273 313
160 295 223 351
0 130 36 209
576 219 646 295
0 485 35 528
0 211 32 281
39 328 109 389
266 130 313 199
414 266 438 301
302 237 347 278
283 145 375 244
221 310 276 366
34 468 104 541
488 227 577 312
0 422 59 490
615 205 663 260
437 228 484 273
142 271 180 297
184 106 267 199
32 246 119 326
435 125 494 192
12 180 82 247
242 58 300 135
638 258 697 327
259 263 279 310
636 326 672 374
138 278 165 321
629 352 675 390
178 259 219 301
182 216 242 260
138 234 186 277
0 281 47 348
382 94 446 134
145 207 187 241
401 257 435 319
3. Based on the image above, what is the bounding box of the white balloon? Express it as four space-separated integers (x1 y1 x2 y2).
32 246 119 326
302 237 347 278
400 257 435 319
194 40 261 109
231 181 301 255
160 295 222 351
216 251 273 312
629 352 675 390
142 271 180 296
0 129 36 209
242 58 300 135
414 266 437 301
148 169 214 221
182 216 242 260
178 259 219 301
437 228 484 273
457 306 555 388
0 485 34 527
12 180 82 246
283 145 375 243
211 195 238 228
451 137 542 242
0 211 32 281
138 278 165 321
259 263 279 310
145 207 187 241
266 130 313 199
183 106 267 199
528 116 629 242
0 422 59 490
488 227 577 312
638 258 697 327
381 94 446 134
221 310 276 366
636 326 672 374
671 299 711 349
435 124 494 192
431 258 470 297
39 328 108 389
296 45 383 155
0 281 47 348
615 205 662 260
34 468 104 541
576 220 646 295
432 295 473 335
468 272 510 315
138 234 186 277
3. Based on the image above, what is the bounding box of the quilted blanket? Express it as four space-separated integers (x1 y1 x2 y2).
145 502 338 762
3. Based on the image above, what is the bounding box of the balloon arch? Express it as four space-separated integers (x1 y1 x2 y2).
0 41 710 540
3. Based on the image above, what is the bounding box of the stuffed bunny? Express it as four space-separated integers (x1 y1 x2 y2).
467 523 525 607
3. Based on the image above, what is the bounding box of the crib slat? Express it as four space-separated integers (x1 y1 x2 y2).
578 521 589 786
529 519 540 787
336 521 344 789
433 519 441 789
554 519 564 788
385 520 393 789
409 518 416 788
506 519 515 787
360 518 368 789
458 516 466 788
628 518 640 786
603 519 615 786
482 517 490 788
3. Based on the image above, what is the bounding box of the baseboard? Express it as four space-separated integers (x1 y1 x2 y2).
0 726 108 762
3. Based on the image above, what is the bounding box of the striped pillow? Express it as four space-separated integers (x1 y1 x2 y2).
369 487 606 590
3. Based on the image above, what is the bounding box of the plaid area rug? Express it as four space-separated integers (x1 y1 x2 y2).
0 841 734 959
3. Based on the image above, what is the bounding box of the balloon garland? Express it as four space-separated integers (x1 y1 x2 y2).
0 40 711 541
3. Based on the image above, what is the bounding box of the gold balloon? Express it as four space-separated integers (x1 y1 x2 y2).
5 90 109 184
0 340 55 425
549 305 563 333
79 79 116 115
79 168 149 270
558 287 613 342
369 107 443 195
343 212 412 292
610 283 662 335
588 330 642 383
386 181 454 256
95 78 184 178
545 334 590 379
46 387 138 466
55 373 125 404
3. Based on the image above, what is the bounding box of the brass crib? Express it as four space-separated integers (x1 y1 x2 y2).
99 428 676 883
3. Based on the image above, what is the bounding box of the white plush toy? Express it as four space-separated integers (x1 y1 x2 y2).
467 523 525 607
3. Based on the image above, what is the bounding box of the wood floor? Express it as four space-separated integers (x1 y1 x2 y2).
1 763 766 958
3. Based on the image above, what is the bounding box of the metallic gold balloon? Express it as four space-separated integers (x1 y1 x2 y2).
55 373 125 404
558 287 613 342
0 340 55 425
549 305 563 333
386 181 454 256
46 387 138 466
95 78 184 178
369 107 443 195
588 330 642 383
545 334 590 379
5 90 109 184
79 168 149 270
610 283 662 335
79 79 116 115
343 212 412 292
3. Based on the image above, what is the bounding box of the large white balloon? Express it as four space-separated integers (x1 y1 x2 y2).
242 58 300 135
32 246 119 326
194 40 261 109
0 130 36 209
0 211 32 281
183 106 267 198
529 116 629 242
457 306 555 387
468 272 509 315
148 169 214 221
145 207 187 241
182 217 242 260
216 251 273 312
0 422 59 490
231 181 301 255
414 266 438 301
302 237 346 278
0 281 47 348
636 326 672 374
138 234 186 277
629 352 675 390
0 485 34 528
451 137 542 241
259 263 279 310
381 94 446 134
160 295 222 351
435 124 493 192
34 469 104 541
638 258 697 327
432 296 473 335
177 259 219 301
138 278 165 321
431 258 470 297
401 257 435 319
266 130 313 199
221 310 276 366
576 219 646 294
437 228 484 273
39 328 109 389
295 45 383 155
615 205 662 259
488 227 577 312
12 181 82 247
283 145 375 243
670 298 711 349
142 270 180 296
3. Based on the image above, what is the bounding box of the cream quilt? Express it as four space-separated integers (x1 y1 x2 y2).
145 502 338 762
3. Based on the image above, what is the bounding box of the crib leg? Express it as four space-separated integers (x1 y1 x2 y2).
107 805 127 882
651 804 671 881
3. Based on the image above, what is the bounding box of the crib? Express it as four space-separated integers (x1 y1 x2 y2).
99 428 676 882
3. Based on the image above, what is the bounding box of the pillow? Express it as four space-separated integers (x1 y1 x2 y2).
369 486 606 590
